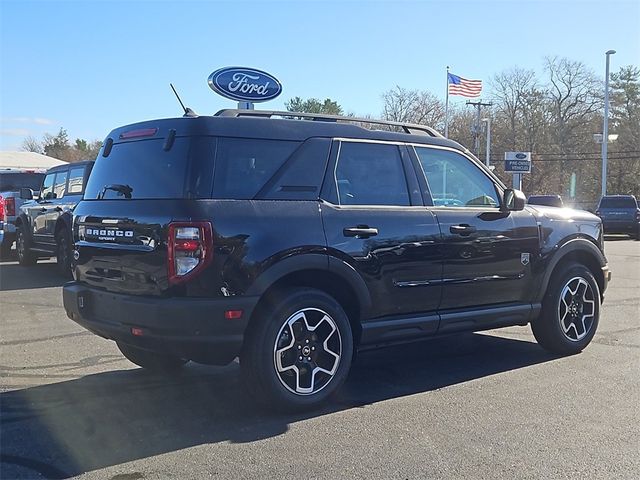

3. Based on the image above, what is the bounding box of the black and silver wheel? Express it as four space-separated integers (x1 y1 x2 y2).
117 342 188 372
16 227 37 266
241 288 353 411
55 229 73 278
532 263 600 355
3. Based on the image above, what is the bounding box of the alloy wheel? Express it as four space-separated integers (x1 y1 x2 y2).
558 276 596 342
273 308 342 395
16 231 25 262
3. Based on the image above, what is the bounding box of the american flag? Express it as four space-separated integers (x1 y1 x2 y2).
447 73 482 97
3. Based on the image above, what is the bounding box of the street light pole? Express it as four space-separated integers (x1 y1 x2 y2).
482 118 491 167
601 49 616 198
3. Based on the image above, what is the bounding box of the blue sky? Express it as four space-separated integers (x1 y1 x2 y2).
1 0 638 150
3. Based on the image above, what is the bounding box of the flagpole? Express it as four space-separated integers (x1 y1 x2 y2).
444 66 450 138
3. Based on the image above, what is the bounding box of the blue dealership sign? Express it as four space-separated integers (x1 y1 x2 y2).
207 67 282 103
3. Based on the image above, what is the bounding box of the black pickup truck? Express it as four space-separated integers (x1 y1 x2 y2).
63 111 609 411
16 160 93 276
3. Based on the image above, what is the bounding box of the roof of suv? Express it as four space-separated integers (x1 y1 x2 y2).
106 111 468 152
45 160 94 173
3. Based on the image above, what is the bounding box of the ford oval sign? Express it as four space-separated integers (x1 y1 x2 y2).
207 67 282 102
515 153 527 159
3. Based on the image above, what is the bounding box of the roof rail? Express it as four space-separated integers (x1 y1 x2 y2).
214 109 443 137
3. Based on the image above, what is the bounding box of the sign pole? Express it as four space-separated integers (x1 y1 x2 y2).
513 173 522 191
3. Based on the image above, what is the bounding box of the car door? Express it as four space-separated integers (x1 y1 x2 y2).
320 139 442 326
29 172 56 241
40 168 69 246
411 145 540 322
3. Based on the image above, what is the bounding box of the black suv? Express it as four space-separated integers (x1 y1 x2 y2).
63 110 610 410
595 195 640 240
527 194 564 208
16 161 94 276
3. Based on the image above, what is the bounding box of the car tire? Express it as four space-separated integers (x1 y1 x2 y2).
16 226 37 266
117 342 188 372
55 228 73 278
0 240 12 260
531 262 600 355
240 288 353 412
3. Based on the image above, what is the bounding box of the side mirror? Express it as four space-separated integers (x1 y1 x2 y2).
503 188 526 211
19 188 34 200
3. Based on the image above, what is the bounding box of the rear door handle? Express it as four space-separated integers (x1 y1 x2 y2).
343 225 379 238
39 207 47 213
450 224 477 236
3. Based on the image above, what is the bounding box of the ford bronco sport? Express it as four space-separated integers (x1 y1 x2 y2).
63 110 610 410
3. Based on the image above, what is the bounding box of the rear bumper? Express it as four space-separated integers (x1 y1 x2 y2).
602 220 638 234
63 282 260 365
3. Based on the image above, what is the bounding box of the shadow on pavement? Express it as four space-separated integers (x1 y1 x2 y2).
0 332 558 479
0 261 65 292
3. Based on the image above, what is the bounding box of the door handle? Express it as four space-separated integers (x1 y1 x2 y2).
343 225 379 238
54 206 63 212
450 224 477 236
39 207 47 213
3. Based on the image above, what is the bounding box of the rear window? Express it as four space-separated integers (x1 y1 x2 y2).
599 197 637 208
0 172 44 192
213 138 301 199
84 138 211 200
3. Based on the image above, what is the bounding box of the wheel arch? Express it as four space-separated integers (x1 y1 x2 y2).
54 213 72 238
537 239 607 302
245 254 371 347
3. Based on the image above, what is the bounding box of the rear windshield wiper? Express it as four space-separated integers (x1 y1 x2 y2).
98 184 133 199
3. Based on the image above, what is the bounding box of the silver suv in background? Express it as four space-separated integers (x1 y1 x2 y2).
0 168 46 258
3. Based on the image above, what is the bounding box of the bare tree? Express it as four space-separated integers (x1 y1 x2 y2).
490 67 538 150
21 136 43 153
544 57 602 153
381 86 444 129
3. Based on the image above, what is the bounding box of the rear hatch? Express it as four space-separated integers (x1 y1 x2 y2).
597 197 638 222
74 124 214 296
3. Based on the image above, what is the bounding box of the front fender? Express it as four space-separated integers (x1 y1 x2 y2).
535 238 607 302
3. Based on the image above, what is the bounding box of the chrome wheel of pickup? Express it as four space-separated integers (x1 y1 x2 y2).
274 308 342 396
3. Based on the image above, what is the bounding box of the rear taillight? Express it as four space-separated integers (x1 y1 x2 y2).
167 222 213 285
0 196 4 221
4 197 15 217
636 211 640 221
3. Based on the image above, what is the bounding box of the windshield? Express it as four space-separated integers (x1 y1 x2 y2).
84 138 212 200
0 172 44 192
599 197 637 208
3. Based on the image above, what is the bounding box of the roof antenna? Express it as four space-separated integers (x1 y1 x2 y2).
170 83 197 117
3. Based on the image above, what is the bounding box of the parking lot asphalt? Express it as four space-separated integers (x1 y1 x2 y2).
0 238 638 480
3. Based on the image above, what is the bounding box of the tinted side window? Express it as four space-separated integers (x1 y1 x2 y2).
335 142 410 206
213 138 300 199
415 147 499 207
67 167 85 194
53 170 68 199
41 173 55 200
258 138 331 200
